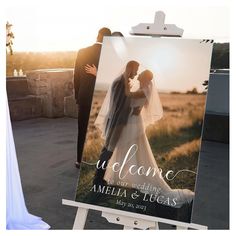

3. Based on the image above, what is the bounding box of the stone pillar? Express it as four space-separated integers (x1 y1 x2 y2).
26 69 74 118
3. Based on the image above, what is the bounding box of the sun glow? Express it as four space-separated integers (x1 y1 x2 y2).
5 0 229 52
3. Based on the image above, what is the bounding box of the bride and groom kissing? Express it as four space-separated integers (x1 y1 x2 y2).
93 60 150 185
89 60 194 208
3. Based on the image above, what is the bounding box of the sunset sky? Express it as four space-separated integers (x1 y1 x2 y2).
5 0 229 52
97 37 213 93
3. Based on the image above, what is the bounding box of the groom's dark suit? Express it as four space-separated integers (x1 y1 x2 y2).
74 43 102 164
93 75 131 184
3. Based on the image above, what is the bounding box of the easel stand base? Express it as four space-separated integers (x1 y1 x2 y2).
62 199 207 230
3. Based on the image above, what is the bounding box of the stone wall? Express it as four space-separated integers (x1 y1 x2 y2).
7 77 43 121
64 95 78 118
7 68 78 120
26 69 75 118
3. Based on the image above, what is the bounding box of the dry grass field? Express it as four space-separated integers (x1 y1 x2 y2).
77 91 206 201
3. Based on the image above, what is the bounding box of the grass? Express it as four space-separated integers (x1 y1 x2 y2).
157 139 201 191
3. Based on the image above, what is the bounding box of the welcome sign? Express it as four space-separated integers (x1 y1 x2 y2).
75 37 213 222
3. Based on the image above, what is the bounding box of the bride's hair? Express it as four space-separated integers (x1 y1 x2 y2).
139 70 153 87
142 70 153 81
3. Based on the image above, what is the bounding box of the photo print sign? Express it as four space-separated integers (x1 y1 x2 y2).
75 37 213 222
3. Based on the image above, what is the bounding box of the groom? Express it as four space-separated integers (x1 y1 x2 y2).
74 27 111 169
93 60 140 185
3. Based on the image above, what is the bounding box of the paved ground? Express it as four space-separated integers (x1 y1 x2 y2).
12 118 229 230
12 117 121 230
12 118 79 229
191 141 229 229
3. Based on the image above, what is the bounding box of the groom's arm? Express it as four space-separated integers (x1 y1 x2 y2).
125 86 146 99
124 78 145 98
132 107 142 115
126 90 146 98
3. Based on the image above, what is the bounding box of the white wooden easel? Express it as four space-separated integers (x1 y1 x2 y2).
62 11 208 230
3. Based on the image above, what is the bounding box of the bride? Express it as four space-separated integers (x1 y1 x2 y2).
86 66 194 208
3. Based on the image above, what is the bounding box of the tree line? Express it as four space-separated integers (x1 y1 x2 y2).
6 43 229 77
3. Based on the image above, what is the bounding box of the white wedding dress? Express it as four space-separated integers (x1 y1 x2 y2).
103 83 194 208
6 103 50 229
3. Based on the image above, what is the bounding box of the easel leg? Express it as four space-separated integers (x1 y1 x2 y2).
123 226 134 230
73 207 88 230
154 222 159 229
176 225 188 230
149 222 159 229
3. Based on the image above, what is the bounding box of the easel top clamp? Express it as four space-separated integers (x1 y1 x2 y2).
130 11 183 37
